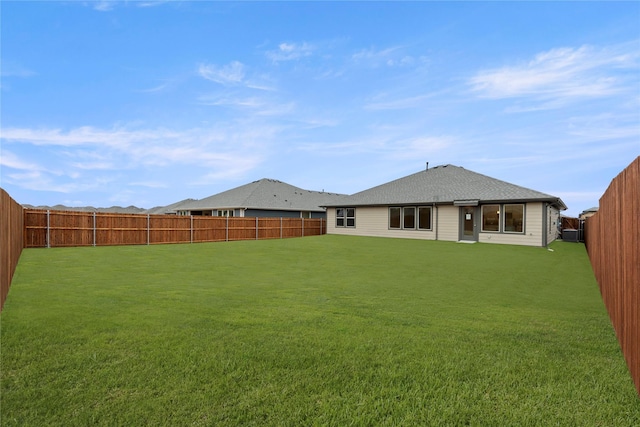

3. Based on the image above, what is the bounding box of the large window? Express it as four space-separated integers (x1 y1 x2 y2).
403 207 416 229
389 206 432 231
482 205 500 232
389 207 401 229
336 208 355 228
482 203 525 233
418 207 432 230
503 204 524 233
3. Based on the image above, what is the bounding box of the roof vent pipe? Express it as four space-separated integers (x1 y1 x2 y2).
426 162 429 170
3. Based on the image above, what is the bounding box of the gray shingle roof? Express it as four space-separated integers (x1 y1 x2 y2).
176 179 349 212
325 164 566 209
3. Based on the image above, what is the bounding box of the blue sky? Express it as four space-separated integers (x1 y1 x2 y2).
1 1 638 216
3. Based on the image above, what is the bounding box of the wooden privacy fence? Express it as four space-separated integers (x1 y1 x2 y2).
1 189 24 311
585 156 639 396
24 209 326 248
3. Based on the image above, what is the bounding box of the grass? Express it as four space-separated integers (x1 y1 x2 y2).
1 235 638 426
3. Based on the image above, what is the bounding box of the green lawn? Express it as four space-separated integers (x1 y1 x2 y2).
1 235 638 425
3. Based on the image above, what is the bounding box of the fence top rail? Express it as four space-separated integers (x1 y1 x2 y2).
23 208 325 221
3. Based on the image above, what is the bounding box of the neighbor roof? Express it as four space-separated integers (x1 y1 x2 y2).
176 178 349 212
324 164 567 209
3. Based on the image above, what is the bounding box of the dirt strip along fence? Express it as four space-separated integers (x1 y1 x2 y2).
1 189 24 311
23 209 326 248
585 156 639 396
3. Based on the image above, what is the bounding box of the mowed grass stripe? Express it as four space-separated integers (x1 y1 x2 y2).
1 235 638 426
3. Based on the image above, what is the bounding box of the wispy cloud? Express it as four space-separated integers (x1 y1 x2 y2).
93 1 116 12
137 0 173 8
469 43 639 108
136 80 171 93
198 61 246 85
1 124 270 192
266 42 315 63
0 150 41 171
351 46 419 68
128 181 169 188
364 93 434 111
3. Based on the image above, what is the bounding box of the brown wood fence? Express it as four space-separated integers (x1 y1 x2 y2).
23 209 326 248
1 189 24 311
585 156 639 395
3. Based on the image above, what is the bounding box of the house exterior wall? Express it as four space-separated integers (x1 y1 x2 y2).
327 206 401 238
327 202 550 247
435 205 459 242
546 204 561 245
327 206 439 241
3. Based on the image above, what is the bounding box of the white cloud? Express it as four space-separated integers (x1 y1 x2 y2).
197 95 266 109
351 46 419 68
353 46 400 62
0 150 40 170
198 61 246 85
469 43 639 107
0 124 269 185
364 93 434 111
266 42 315 62
128 181 169 189
93 1 116 12
136 80 171 93
137 0 172 8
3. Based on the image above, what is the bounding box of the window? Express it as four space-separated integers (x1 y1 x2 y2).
418 207 432 230
480 203 525 233
503 204 524 233
389 207 401 229
403 207 416 229
482 205 500 232
336 208 355 228
388 206 432 231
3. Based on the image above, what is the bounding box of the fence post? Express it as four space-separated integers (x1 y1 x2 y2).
226 216 229 242
190 215 193 244
46 210 50 248
256 217 259 240
280 217 283 239
302 217 305 237
147 214 150 245
93 212 96 247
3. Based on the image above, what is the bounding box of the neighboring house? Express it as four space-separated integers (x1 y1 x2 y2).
324 164 567 247
174 178 348 219
145 198 197 215
579 207 598 220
